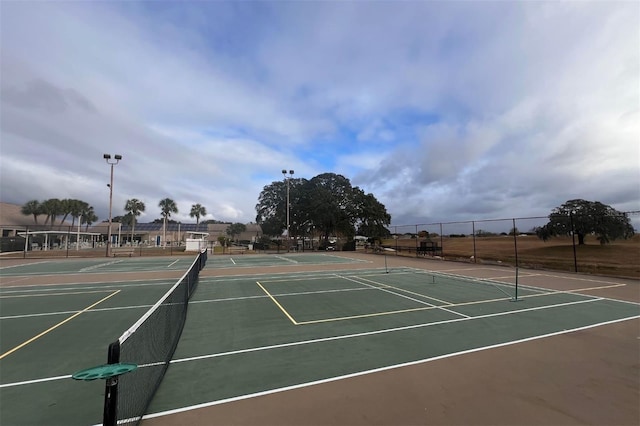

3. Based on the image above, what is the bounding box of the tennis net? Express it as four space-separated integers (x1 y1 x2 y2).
103 249 207 425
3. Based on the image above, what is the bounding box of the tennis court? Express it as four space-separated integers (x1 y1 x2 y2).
1 252 638 425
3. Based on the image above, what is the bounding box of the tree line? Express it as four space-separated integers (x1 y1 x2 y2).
21 199 98 229
20 196 252 243
20 198 209 233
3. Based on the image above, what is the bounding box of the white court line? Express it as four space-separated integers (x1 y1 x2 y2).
1 303 157 320
0 261 50 270
0 276 31 286
170 298 604 365
0 278 175 293
0 374 71 388
142 315 640 421
167 259 180 268
275 255 298 264
79 260 122 272
230 258 236 265
5 304 638 390
338 274 470 319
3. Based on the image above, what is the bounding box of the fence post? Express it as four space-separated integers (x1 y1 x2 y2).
512 218 519 268
439 223 443 257
66 226 70 258
471 221 477 263
570 211 578 272
23 226 29 258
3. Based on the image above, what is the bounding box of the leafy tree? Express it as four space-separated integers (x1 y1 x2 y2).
354 191 391 238
159 198 178 247
21 200 41 224
255 172 391 242
125 198 145 244
255 179 289 237
190 204 207 225
535 199 634 245
217 235 230 248
226 223 247 243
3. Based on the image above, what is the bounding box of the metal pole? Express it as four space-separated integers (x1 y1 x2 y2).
76 215 81 250
282 169 294 252
107 163 114 257
472 221 477 263
570 211 578 272
104 154 122 257
394 226 398 254
512 218 519 268
286 177 290 251
102 342 120 426
512 218 519 301
23 227 29 259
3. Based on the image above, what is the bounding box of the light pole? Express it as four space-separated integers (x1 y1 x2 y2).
104 154 122 257
282 169 294 251
569 210 578 272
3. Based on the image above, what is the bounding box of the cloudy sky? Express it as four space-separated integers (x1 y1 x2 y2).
1 1 638 229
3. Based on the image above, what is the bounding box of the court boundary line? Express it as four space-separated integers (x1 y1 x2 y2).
251 270 635 326
3 303 638 389
0 290 121 360
141 315 640 422
170 297 606 364
337 274 470 319
0 261 51 270
0 278 178 292
256 281 298 325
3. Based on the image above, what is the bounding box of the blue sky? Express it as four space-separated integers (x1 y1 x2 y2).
1 1 638 229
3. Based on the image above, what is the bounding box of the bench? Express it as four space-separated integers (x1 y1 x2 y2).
112 248 135 257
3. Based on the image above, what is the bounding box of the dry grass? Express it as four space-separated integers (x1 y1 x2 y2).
382 234 640 279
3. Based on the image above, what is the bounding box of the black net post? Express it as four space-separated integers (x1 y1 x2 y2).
103 342 120 426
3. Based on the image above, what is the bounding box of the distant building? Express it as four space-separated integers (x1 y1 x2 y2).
0 202 262 248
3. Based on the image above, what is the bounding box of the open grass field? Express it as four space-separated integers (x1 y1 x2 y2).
382 234 640 278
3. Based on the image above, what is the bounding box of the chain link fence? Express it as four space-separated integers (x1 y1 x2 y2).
374 211 639 278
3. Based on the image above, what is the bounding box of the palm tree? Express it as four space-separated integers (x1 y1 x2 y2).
70 201 89 227
21 200 41 224
80 205 98 231
190 204 207 227
59 199 72 225
159 198 178 248
40 198 63 226
125 198 146 245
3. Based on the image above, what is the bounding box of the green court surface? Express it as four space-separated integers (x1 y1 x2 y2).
209 253 370 268
0 257 198 276
0 254 638 425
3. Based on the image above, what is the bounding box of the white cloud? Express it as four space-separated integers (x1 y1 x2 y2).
1 1 638 228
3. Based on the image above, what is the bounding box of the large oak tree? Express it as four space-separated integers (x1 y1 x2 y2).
255 172 390 242
535 199 634 245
